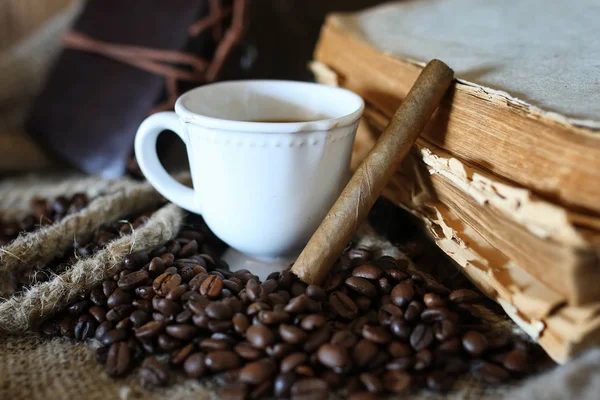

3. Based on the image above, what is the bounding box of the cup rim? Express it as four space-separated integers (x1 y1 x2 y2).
174 80 365 133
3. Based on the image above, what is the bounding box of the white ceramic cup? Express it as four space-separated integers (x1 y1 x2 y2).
135 80 364 268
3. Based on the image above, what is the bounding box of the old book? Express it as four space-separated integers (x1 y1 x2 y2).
350 117 600 363
313 0 600 214
354 107 600 306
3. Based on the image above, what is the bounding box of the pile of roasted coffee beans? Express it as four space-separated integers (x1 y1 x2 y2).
0 193 90 247
39 223 552 399
7 206 163 294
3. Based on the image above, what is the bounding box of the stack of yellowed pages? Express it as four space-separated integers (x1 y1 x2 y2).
311 0 600 363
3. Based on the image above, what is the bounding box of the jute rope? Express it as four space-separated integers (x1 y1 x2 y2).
0 202 184 333
0 181 164 278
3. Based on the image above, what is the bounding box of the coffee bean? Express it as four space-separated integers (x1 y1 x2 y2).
40 320 59 336
175 309 193 324
290 378 328 399
423 293 445 308
439 337 461 353
279 324 307 344
378 277 392 294
378 304 404 327
449 289 480 303
274 372 296 398
205 350 241 372
200 275 223 298
239 358 277 385
147 257 166 275
90 287 107 306
139 356 168 387
179 239 198 257
95 320 112 340
360 373 384 393
345 277 378 297
391 281 414 307
427 370 455 392
247 302 271 315
386 357 413 371
471 360 510 383
300 314 326 331
74 314 97 340
434 319 458 341
234 342 263 360
305 285 326 301
410 324 434 351
390 318 412 340
208 319 233 332
89 306 107 323
117 270 149 290
123 251 148 270
258 310 290 325
188 296 210 314
425 278 450 295
281 352 309 373
317 343 350 372
170 343 194 365
352 264 383 280
166 285 187 301
404 300 424 322
247 324 275 349
352 339 378 367
157 333 182 351
165 324 200 340
362 325 392 344
154 298 181 317
102 280 118 298
304 327 332 353
322 273 343 292
421 307 453 323
135 286 154 300
388 341 413 358
153 272 181 296
68 300 90 316
101 328 127 345
462 330 489 356
290 281 307 298
414 348 433 370
135 320 165 339
503 349 529 373
184 352 206 378
331 330 358 348
264 343 293 360
329 291 358 319
383 370 411 393
284 294 318 314
204 302 233 320
106 342 131 377
192 313 210 329
385 267 410 281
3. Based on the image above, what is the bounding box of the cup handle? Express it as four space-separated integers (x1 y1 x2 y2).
134 111 201 214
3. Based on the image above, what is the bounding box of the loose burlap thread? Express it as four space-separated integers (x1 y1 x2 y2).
0 202 184 333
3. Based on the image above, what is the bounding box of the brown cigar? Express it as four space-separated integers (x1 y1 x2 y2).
291 59 454 285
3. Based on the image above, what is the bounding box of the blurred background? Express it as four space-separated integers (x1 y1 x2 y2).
0 0 388 178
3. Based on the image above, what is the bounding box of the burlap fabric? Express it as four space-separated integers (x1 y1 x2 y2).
0 175 598 400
